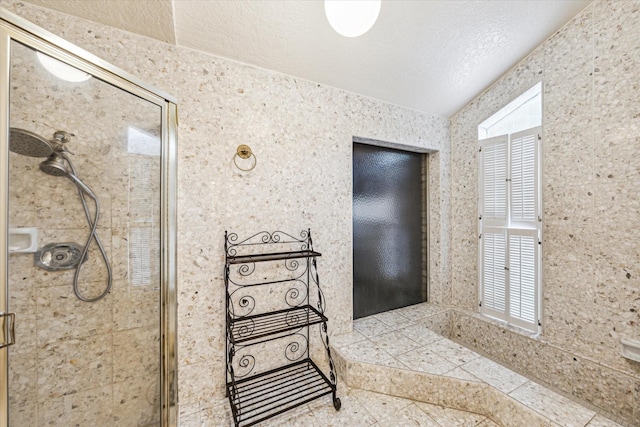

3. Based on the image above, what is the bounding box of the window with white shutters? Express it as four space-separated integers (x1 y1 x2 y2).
479 125 541 333
508 229 538 330
510 129 538 226
482 228 506 317
481 135 507 225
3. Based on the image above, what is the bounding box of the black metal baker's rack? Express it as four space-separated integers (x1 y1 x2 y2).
224 229 340 427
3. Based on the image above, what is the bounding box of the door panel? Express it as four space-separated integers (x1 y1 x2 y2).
353 143 425 319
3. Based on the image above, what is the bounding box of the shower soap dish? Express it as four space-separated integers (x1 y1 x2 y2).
620 337 640 363
8 228 38 253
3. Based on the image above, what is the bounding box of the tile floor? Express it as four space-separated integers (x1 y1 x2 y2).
185 381 503 426
183 303 625 426
329 303 625 427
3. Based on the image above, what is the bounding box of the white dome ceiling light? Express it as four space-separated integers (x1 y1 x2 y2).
325 0 381 38
36 52 92 83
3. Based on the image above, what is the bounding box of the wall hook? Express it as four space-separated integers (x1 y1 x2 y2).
233 144 257 171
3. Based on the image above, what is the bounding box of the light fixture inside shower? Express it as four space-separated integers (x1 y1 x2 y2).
36 51 91 83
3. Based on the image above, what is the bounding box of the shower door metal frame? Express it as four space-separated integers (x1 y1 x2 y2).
0 9 178 427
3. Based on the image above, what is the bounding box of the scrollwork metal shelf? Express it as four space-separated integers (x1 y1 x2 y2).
226 249 321 265
229 305 327 345
224 230 340 427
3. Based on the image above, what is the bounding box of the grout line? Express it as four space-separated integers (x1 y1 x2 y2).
506 379 531 396
583 412 597 427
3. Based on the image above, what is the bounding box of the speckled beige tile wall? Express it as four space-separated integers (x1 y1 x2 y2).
1 1 450 424
450 1 640 424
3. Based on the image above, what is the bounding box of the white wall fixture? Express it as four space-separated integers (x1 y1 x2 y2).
36 51 91 82
324 0 381 37
621 337 640 363
8 228 37 253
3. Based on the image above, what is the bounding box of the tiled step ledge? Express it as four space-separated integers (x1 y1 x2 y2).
327 302 625 427
333 346 558 427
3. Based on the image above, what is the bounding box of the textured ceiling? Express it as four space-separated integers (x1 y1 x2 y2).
21 0 175 43
21 0 591 118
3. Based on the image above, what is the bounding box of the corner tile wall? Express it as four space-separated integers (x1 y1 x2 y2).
0 1 451 423
450 1 640 424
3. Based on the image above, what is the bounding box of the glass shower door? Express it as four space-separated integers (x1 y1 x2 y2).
5 38 163 426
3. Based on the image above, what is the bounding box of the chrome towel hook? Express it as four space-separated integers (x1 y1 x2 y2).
233 144 257 171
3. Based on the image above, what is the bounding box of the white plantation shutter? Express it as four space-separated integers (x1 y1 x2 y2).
482 228 507 317
481 135 508 225
510 127 540 226
508 229 538 330
480 126 541 333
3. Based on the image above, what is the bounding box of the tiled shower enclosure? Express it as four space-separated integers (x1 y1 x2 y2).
6 38 163 425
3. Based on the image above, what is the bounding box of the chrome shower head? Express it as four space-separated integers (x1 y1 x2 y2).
39 153 69 176
39 153 97 199
9 128 54 157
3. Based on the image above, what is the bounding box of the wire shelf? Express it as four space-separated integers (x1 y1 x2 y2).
226 249 322 265
228 359 334 427
229 305 327 345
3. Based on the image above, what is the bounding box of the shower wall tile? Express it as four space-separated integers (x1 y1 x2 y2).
113 327 159 382
112 375 161 427
543 182 594 224
572 356 636 422
36 333 113 401
110 228 130 283
8 350 37 414
542 6 593 145
593 137 640 313
541 220 594 304
32 177 113 231
593 0 640 144
37 385 113 427
542 295 582 352
36 283 112 344
8 153 37 226
8 254 37 354
112 286 159 332
8 402 36 427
